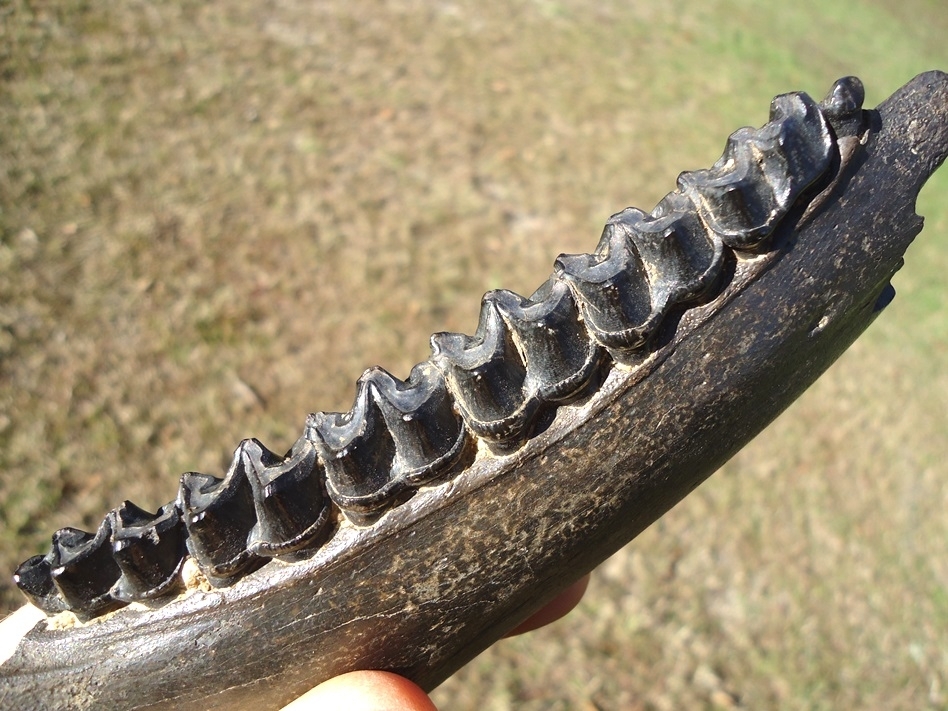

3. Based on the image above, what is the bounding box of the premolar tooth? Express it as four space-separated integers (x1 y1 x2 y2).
430 299 531 446
48 521 124 617
364 363 469 485
554 225 653 357
109 501 186 603
307 379 401 521
491 280 604 404
14 554 66 615
245 437 331 557
178 443 263 584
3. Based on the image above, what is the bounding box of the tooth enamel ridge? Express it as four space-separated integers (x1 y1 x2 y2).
246 436 331 557
15 79 865 618
178 448 264 584
109 501 186 602
49 522 124 618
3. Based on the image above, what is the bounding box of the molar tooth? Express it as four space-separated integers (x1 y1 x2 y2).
245 437 331 557
679 92 833 249
430 299 532 447
178 443 263 584
554 225 653 358
613 192 725 312
490 281 604 404
48 520 124 617
307 378 401 522
760 92 832 190
108 501 186 603
678 130 781 247
364 363 469 485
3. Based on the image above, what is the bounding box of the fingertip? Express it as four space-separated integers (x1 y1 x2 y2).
283 670 438 711
506 573 590 637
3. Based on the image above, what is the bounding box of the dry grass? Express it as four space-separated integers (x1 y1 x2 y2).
1 1 946 709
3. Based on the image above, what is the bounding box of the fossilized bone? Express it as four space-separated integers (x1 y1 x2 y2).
1 71 946 710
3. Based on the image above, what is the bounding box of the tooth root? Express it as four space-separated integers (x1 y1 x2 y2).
48 521 124 617
245 437 331 557
430 299 531 446
679 91 833 249
178 442 263 584
307 380 400 521
491 281 604 404
555 225 653 358
14 554 66 615
365 363 469 485
109 501 186 603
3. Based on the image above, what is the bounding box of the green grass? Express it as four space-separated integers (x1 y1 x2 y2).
1 1 946 709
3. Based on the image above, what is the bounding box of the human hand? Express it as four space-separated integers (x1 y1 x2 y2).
281 574 591 710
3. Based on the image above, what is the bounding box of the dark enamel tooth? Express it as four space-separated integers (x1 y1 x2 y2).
108 501 186 602
48 521 124 617
762 92 833 187
820 76 866 137
491 280 604 404
178 443 263 584
679 92 832 249
430 299 532 445
554 226 654 356
245 437 331 557
364 363 469 485
307 380 402 520
677 129 781 247
615 192 726 310
13 554 67 615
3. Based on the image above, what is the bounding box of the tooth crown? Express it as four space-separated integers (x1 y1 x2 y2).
308 363 469 519
490 280 603 404
431 301 531 446
178 449 263 584
109 501 186 602
15 78 867 619
245 436 330 557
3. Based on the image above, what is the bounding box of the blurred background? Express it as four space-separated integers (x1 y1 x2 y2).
1 1 945 708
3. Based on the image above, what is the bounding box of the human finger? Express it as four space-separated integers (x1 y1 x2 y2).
281 669 438 711
505 573 590 637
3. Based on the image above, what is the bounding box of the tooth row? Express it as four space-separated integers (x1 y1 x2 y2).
14 79 865 619
15 435 333 616
14 503 185 618
434 85 848 435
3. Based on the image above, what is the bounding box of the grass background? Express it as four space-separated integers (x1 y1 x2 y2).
1 1 946 708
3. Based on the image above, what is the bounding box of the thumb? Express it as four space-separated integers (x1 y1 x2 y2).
282 670 438 711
